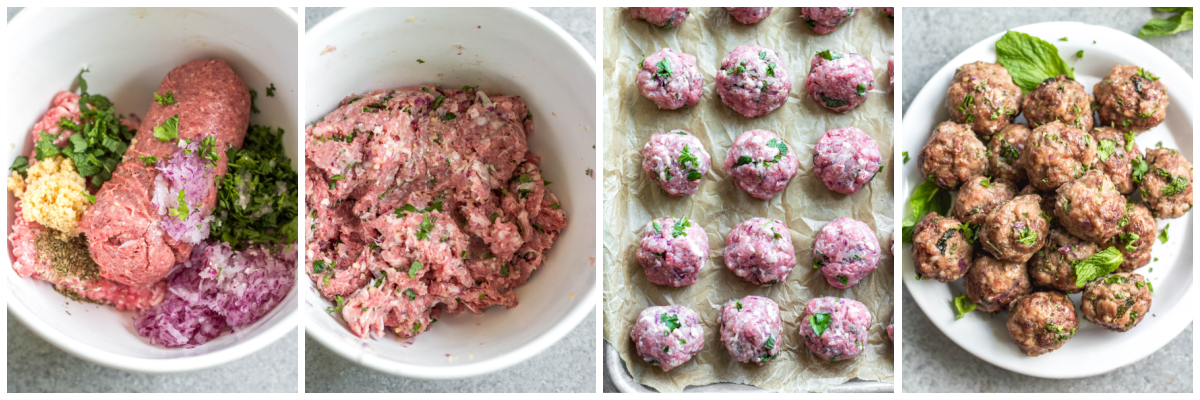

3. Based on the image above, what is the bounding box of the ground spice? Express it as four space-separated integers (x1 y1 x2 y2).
34 232 101 283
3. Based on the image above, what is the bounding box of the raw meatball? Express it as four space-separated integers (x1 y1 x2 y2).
806 50 875 113
918 120 988 190
719 296 783 365
631 305 705 371
724 218 796 285
1028 228 1098 293
798 296 871 361
881 7 895 21
980 194 1050 263
911 213 972 282
1094 65 1169 132
725 7 772 24
813 217 881 289
1021 121 1097 192
715 45 791 118
987 124 1032 186
1141 147 1193 219
1054 170 1126 242
1108 203 1156 272
1090 126 1141 194
813 127 882 195
630 7 690 28
887 312 894 342
724 129 799 199
952 176 1014 227
1006 291 1078 357
964 255 1032 312
1081 273 1152 332
635 216 709 287
888 56 894 89
642 130 711 197
1023 75 1094 131
799 7 859 34
636 48 703 110
945 61 1022 137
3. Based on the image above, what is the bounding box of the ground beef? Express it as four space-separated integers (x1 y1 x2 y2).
1090 126 1141 194
1108 202 1155 272
1021 121 1097 192
719 296 782 365
636 48 703 110
724 218 796 285
636 216 708 287
1022 75 1094 131
798 296 871 361
1093 65 1169 132
631 304 705 371
918 120 988 190
964 255 1032 312
715 45 791 118
806 50 875 113
1053 170 1126 242
630 7 690 28
799 7 859 34
911 212 972 282
724 129 799 199
987 124 1032 186
980 194 1050 263
944 62 1022 137
1081 273 1152 332
1006 291 1078 357
952 176 1014 227
642 130 711 197
1141 147 1193 219
813 127 882 195
813 217 880 289
1028 228 1097 293
724 7 772 24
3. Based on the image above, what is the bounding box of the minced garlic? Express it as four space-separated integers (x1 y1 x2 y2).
14 156 91 235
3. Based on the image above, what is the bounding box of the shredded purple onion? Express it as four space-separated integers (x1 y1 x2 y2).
150 139 215 244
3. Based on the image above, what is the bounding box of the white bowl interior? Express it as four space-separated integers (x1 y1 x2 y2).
4 7 300 372
303 7 597 379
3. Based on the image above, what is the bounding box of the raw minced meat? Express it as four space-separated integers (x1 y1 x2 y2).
723 218 795 285
798 296 871 361
642 130 710 196
636 48 703 110
799 7 859 34
813 217 880 289
806 50 874 112
813 127 882 195
630 7 690 28
631 304 705 371
724 8 772 24
719 296 782 365
724 129 799 199
636 216 708 287
714 45 791 118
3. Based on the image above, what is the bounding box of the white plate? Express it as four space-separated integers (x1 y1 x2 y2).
901 22 1193 379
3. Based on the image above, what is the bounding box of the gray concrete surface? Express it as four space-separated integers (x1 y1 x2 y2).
902 7 1193 393
302 7 597 393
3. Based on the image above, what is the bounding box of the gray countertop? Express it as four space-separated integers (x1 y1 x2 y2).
902 7 1193 393
302 7 597 393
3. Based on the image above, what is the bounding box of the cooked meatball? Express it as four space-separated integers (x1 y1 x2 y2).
813 127 882 195
636 216 709 287
1021 121 1097 192
715 45 791 118
964 255 1032 312
1090 126 1141 194
636 48 704 110
980 194 1050 263
642 130 711 197
944 61 1022 137
952 176 1015 227
1054 170 1126 242
1107 203 1156 272
1093 65 1169 132
986 124 1032 186
1018 185 1058 224
724 218 796 285
799 7 859 34
1081 273 1152 332
630 7 690 28
806 50 875 113
911 213 972 282
724 129 800 199
918 120 988 190
1141 147 1193 219
881 7 894 21
725 7 772 24
813 217 881 289
719 296 782 365
798 296 871 361
1022 75 1094 131
631 305 705 371
1028 228 1098 293
1006 291 1078 357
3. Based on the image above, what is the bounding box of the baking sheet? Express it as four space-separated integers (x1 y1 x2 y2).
601 7 895 393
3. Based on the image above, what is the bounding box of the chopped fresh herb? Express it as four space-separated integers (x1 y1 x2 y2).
736 155 754 166
1137 67 1162 81
837 275 849 285
671 217 691 238
654 59 673 79
764 335 775 350
1156 168 1189 196
312 259 328 273
265 83 276 97
953 294 976 320
168 189 189 221
249 89 260 114
402 289 417 301
856 82 867 96
212 124 300 248
817 50 843 60
154 90 176 106
1131 156 1150 182
80 191 96 204
432 95 446 110
442 112 457 121
661 313 681 333
821 94 850 109
678 144 699 168
417 59 425 63
902 151 910 164
408 260 424 278
9 156 29 177
1158 224 1169 243
809 313 832 336
500 264 509 278
1118 232 1140 251
1096 139 1117 161
1070 246 1124 287
325 295 346 313
979 177 992 188
1076 50 1084 58
153 115 180 142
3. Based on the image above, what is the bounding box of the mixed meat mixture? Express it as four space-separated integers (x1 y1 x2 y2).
631 304 705 371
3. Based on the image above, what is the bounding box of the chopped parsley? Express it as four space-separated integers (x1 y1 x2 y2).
168 189 189 221
671 217 691 238
212 125 299 248
856 83 867 96
408 260 424 278
817 50 843 60
154 90 177 106
139 156 158 166
1158 224 1169 243
661 313 681 333
80 191 96 204
402 289 417 301
43 71 138 186
902 151 910 164
1155 168 1189 196
153 114 180 142
1096 139 1117 161
654 59 673 79
821 94 849 109
953 294 976 320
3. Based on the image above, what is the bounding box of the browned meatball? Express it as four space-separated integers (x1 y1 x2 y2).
1006 291 1078 357
987 124 1032 186
1028 228 1098 293
953 176 1014 227
1094 65 1169 133
1021 121 1097 191
964 255 1032 312
1141 147 1194 219
911 213 973 282
944 61 1022 137
918 120 988 190
1081 273 1152 332
1090 126 1141 194
980 194 1050 263
1017 185 1058 226
1053 170 1127 242
1107 203 1156 272
1022 75 1094 131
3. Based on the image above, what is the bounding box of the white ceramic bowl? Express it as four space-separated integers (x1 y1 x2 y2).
4 7 300 372
303 8 597 379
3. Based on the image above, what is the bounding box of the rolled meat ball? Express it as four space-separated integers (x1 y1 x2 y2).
1006 291 1078 357
1018 185 1059 225
1141 147 1193 219
1094 65 1169 132
887 312 894 342
715 45 791 118
813 127 882 195
1028 227 1098 293
1081 273 1152 332
630 7 690 28
1090 126 1141 194
987 124 1033 186
1021 121 1097 192
911 212 973 282
881 7 894 21
813 217 881 289
631 305 705 371
888 56 894 89
724 218 796 285
918 120 988 190
724 129 799 199
806 50 875 113
952 176 1014 227
635 216 709 287
642 130 711 197
636 48 704 110
945 61 1022 137
725 7 772 24
964 255 1032 312
719 296 783 365
799 7 859 34
1054 170 1127 242
1023 75 1094 131
798 296 871 361
980 194 1050 263
1107 202 1155 272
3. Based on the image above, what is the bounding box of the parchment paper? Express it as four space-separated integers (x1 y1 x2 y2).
601 7 895 393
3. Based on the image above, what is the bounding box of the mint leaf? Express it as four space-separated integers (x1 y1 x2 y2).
1071 246 1124 287
902 177 952 243
953 294 976 320
995 30 1075 92
1139 10 1193 37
